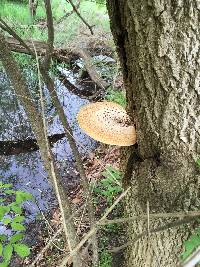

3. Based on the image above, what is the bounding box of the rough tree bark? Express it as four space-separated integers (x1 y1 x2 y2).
107 1 200 266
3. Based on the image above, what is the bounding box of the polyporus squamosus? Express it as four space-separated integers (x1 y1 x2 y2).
77 101 136 146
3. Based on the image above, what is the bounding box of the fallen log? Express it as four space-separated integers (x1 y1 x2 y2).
0 133 65 156
5 36 78 63
6 36 109 89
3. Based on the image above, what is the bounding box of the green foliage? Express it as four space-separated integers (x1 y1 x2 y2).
196 159 200 167
98 250 112 267
0 182 33 265
95 0 106 5
0 0 109 43
105 87 126 108
94 166 123 205
181 227 200 262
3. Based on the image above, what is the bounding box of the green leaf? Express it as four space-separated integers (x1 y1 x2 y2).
93 188 101 194
0 198 6 203
0 206 10 220
4 190 15 195
196 159 200 167
13 243 30 258
12 215 25 224
0 261 9 267
15 191 33 203
10 222 25 231
10 204 22 214
3 243 13 262
0 235 7 242
10 233 24 244
0 183 12 189
2 217 11 225
182 234 200 260
0 242 3 256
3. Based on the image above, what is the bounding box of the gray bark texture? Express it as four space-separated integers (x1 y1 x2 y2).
107 1 200 266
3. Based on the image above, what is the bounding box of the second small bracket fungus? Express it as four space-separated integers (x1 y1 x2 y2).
77 101 136 146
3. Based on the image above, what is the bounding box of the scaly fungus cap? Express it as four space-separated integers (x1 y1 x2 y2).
77 101 136 146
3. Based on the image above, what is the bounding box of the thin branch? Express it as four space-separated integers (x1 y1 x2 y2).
42 2 98 264
57 0 81 24
30 204 85 267
59 188 130 267
98 210 200 226
44 0 54 70
66 0 94 34
0 18 35 56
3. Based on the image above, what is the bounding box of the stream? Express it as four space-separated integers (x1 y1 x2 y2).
0 64 98 236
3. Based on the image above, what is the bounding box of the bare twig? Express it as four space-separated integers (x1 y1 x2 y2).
0 18 35 56
98 210 200 226
30 204 85 267
42 2 99 264
59 188 130 267
57 0 81 23
66 0 94 34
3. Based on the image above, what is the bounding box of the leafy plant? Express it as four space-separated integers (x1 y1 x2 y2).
196 159 200 167
105 87 126 107
0 182 33 266
181 227 200 262
94 166 123 205
98 249 112 267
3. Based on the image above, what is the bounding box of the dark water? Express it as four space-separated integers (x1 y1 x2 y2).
0 68 96 229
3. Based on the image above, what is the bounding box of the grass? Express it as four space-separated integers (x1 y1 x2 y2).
0 0 110 43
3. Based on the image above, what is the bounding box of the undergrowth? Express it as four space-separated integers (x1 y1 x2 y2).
0 0 110 44
0 182 33 267
94 166 123 267
105 87 126 107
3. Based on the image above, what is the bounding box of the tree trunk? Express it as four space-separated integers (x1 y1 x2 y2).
107 1 200 266
29 0 38 18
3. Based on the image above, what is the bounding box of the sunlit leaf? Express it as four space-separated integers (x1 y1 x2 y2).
0 235 7 242
11 222 25 231
196 159 200 167
0 242 3 256
15 191 33 203
3 184 13 189
2 217 11 225
0 261 9 267
3 243 13 262
12 215 25 224
10 233 24 244
4 190 15 195
0 206 10 220
9 204 22 215
13 243 30 258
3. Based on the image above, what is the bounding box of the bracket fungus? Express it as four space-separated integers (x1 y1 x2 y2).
77 101 136 146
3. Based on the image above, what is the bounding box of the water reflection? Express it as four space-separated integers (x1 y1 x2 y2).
0 68 96 223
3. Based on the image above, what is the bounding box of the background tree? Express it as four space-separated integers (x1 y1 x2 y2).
107 1 200 266
29 0 38 18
